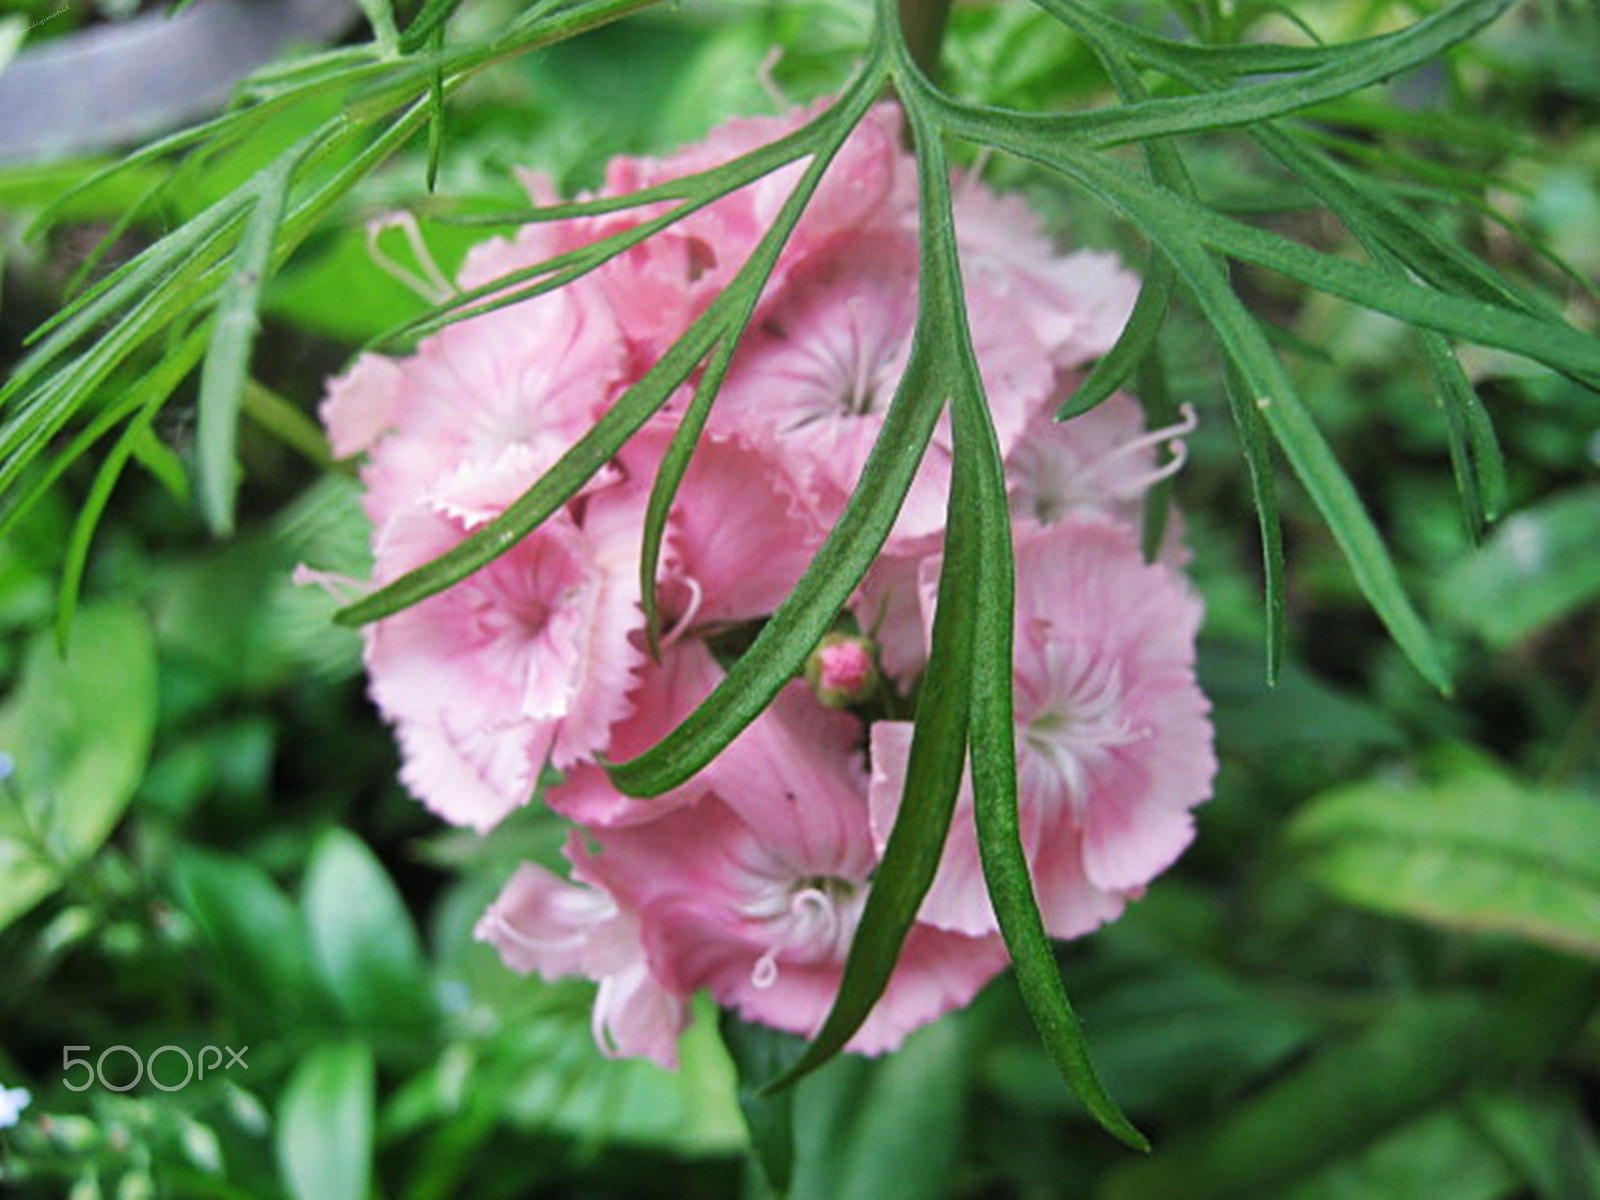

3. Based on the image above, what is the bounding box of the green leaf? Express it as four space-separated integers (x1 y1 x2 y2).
637 68 884 648
171 846 329 1029
818 1017 970 1200
54 403 162 649
1028 143 1451 691
933 105 1600 387
1286 751 1600 959
916 87 1145 1151
1101 994 1490 1199
1435 487 1600 647
721 1015 802 1196
1027 0 1517 148
0 603 158 933
1218 356 1286 682
1056 255 1173 421
276 1041 375 1200
1285 1105 1520 1200
302 828 435 1040
196 136 319 535
757 107 971 1085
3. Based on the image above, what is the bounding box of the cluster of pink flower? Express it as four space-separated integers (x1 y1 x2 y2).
319 102 1215 1067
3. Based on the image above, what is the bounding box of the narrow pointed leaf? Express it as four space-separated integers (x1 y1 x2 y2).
934 109 1600 385
197 141 311 534
764 101 975 1081
1028 145 1449 688
913 102 1147 1149
1057 254 1174 421
1219 358 1287 681
56 403 163 650
763 350 971 1086
1023 0 1515 147
638 69 883 646
335 300 723 627
607 337 945 798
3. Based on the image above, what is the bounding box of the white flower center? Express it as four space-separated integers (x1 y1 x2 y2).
1021 638 1148 817
742 874 864 989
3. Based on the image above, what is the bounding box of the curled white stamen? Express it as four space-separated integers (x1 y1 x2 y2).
751 949 779 990
1078 402 1199 499
745 883 846 989
659 576 704 649
366 211 455 305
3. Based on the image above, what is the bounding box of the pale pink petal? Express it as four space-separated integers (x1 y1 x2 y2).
662 428 823 627
547 639 725 828
321 352 406 460
475 853 690 1070
395 715 548 832
474 861 617 978
954 185 1140 367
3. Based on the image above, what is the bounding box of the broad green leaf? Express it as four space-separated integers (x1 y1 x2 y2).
721 1015 802 1196
1286 752 1600 959
0 603 158 933
1435 487 1600 647
302 828 435 1041
170 846 330 1029
1466 1086 1600 1200
1285 1105 1519 1200
276 1041 375 1200
820 1017 970 1200
992 947 1319 1117
1101 994 1489 1199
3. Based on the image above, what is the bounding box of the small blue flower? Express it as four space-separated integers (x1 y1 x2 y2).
0 1084 31 1129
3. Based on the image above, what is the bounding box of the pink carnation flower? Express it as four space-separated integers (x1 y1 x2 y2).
715 230 1052 551
953 184 1140 368
475 849 689 1068
1006 392 1198 535
363 454 648 831
869 513 1214 938
550 682 1008 1056
320 270 625 527
548 102 912 368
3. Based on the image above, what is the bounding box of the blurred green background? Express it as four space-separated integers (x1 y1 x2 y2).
0 1 1596 1197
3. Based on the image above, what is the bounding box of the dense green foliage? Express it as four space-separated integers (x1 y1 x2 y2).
1 0 1596 1195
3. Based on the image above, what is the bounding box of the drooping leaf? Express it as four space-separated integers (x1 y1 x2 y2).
1435 487 1600 647
302 827 436 1042
171 845 331 1029
276 1041 375 1200
1287 751 1600 959
0 603 158 933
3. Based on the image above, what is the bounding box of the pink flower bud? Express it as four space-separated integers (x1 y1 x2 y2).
805 633 878 708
